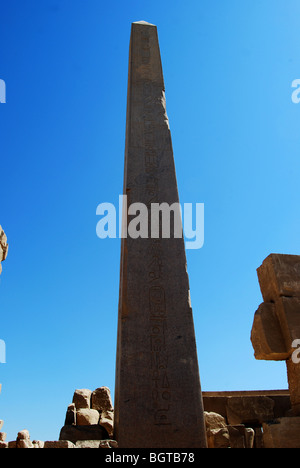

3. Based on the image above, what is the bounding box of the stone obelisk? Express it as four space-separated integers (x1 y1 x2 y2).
114 21 207 448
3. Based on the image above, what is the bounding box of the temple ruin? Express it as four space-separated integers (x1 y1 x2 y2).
1 22 300 449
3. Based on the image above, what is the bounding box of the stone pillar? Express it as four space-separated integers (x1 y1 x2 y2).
0 227 8 276
251 254 300 415
114 21 207 448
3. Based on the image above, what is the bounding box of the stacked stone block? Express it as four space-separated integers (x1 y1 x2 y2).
0 386 117 448
251 254 300 415
59 387 117 446
250 254 300 447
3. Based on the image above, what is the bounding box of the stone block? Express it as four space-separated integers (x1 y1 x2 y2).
32 440 44 448
251 302 289 360
75 440 102 449
204 411 229 448
286 357 300 415
274 296 300 350
99 439 118 448
227 425 246 448
72 389 92 409
65 403 76 425
76 408 100 425
99 410 114 437
16 429 33 448
226 396 274 425
91 387 113 412
75 439 117 448
262 417 300 448
0 441 7 448
17 429 30 440
245 427 255 449
0 225 8 275
204 411 227 430
59 424 109 444
0 432 6 441
17 440 33 448
257 254 300 302
206 428 230 449
44 440 76 448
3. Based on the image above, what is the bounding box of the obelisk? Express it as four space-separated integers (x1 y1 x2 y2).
114 21 207 448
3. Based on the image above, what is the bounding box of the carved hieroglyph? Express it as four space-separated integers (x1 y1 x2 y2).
114 21 207 448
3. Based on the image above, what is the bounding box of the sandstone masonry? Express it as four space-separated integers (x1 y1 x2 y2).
0 387 118 448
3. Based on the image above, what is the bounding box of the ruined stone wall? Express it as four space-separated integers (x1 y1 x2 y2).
202 390 292 448
0 387 118 448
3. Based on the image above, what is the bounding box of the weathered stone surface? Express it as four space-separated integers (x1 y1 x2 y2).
0 420 3 431
0 227 8 262
0 432 6 441
274 296 300 350
253 427 264 448
17 429 30 440
257 254 300 302
0 441 8 448
72 389 92 409
114 20 206 449
203 390 291 420
59 424 109 444
252 254 300 417
44 440 76 448
105 439 118 448
204 411 231 448
204 411 227 430
286 357 300 415
245 427 255 449
32 440 44 448
99 411 114 437
91 387 113 412
251 302 289 360
65 403 76 425
16 429 32 449
75 439 118 449
75 440 102 449
76 408 100 426
206 428 230 449
226 396 274 425
0 226 8 275
227 425 246 449
17 439 33 448
205 410 254 449
262 417 300 448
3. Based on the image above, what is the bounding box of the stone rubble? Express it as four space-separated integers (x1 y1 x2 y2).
0 387 118 448
1 225 300 448
204 411 255 449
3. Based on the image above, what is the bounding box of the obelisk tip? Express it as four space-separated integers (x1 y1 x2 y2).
132 20 156 27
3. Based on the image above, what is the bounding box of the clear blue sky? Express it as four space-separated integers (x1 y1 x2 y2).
1 0 300 442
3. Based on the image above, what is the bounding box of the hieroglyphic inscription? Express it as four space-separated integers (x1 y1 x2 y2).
141 28 172 426
141 28 150 65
